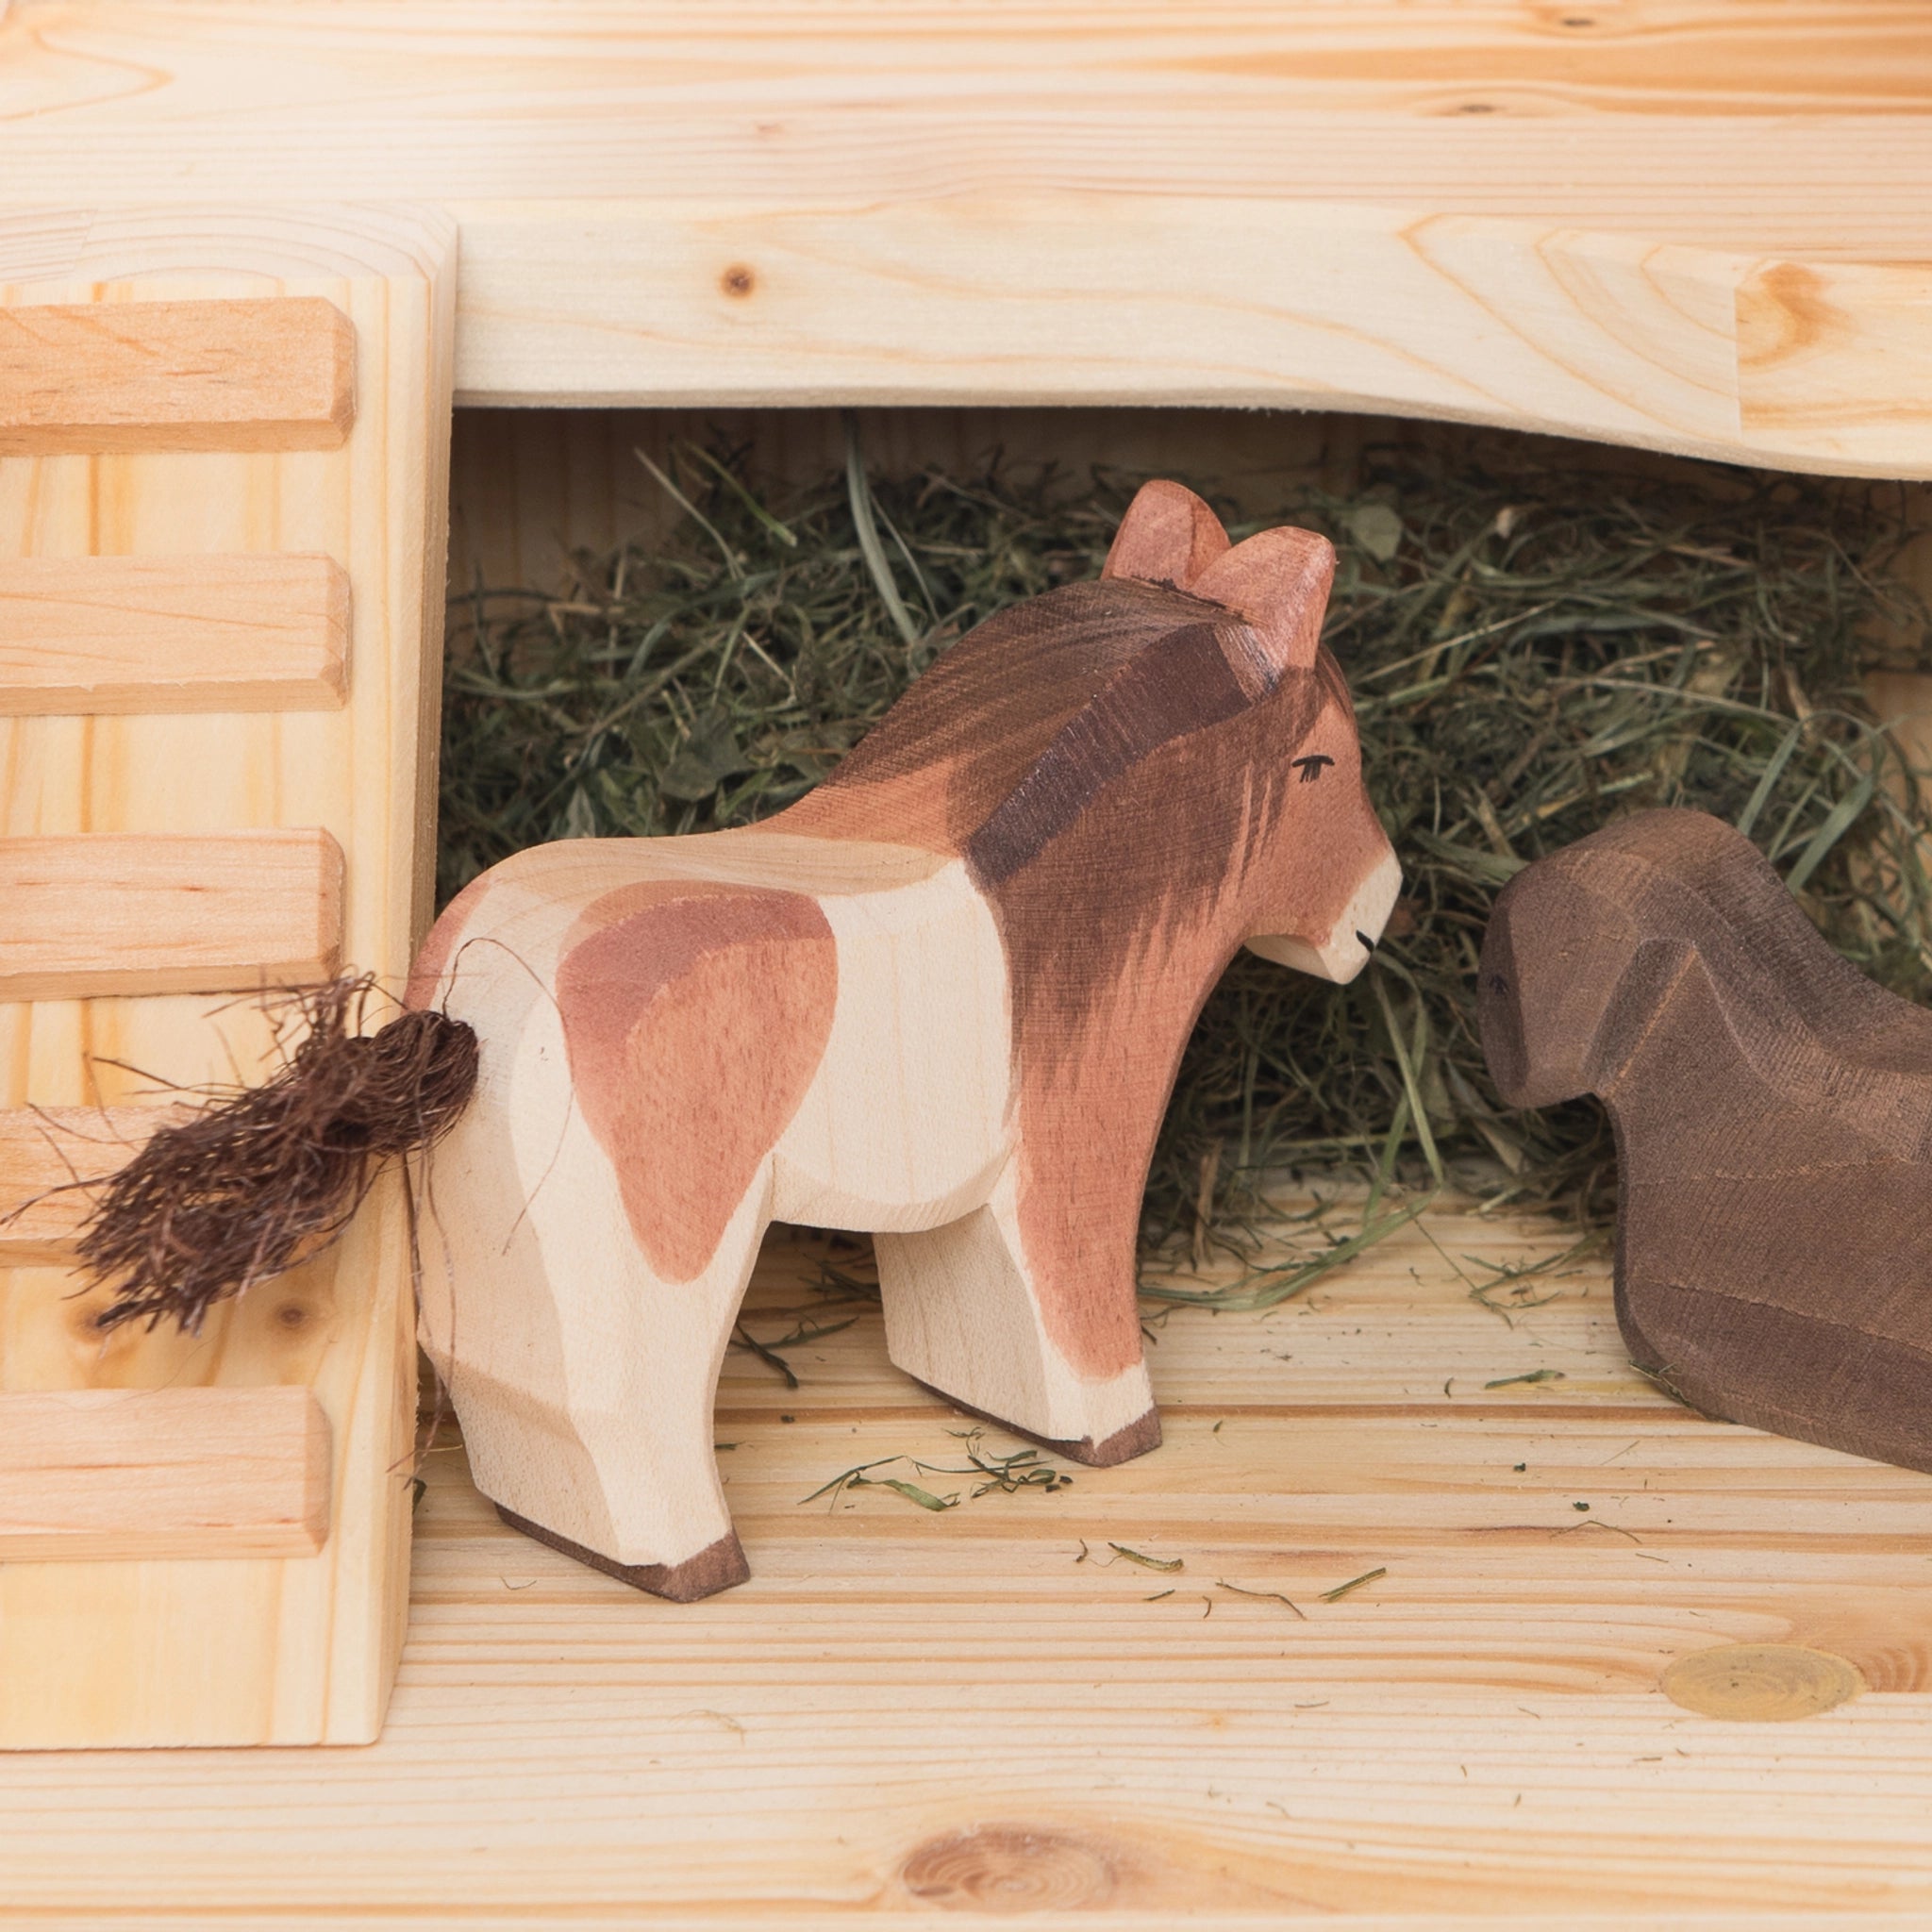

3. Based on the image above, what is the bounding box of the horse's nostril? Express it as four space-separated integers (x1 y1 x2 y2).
1357 929 1377 953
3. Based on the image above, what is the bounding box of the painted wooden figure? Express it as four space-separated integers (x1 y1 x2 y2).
410 481 1401 1598
1480 808 1932 1474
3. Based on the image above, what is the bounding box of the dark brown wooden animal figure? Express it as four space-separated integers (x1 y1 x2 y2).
1480 807 1932 1473
408 480 1401 1598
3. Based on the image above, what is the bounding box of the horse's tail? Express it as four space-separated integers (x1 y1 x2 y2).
79 974 479 1334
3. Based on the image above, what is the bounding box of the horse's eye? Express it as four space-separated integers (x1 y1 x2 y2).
1291 754 1335 783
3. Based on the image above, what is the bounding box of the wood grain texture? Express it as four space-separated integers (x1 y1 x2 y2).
9 1209 1932 1922
1480 808 1932 1476
2 4 1928 241
443 197 1932 477
0 1386 329 1561
414 484 1400 1597
1660 1645 1865 1724
0 1102 192 1261
2 8 1930 471
0 554 348 714
0 830 341 1001
0 208 456 1748
1737 261 1932 473
0 296 354 454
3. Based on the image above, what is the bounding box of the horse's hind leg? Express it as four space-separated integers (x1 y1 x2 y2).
422 1116 770 1601
488 1223 765 1601
874 1169 1158 1466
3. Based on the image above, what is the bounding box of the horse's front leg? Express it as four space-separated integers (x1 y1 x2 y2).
876 1152 1159 1467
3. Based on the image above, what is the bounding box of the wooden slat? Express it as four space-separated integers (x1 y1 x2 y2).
0 830 342 1002
0 1104 192 1262
0 297 354 455
0 1388 329 1561
0 211 453 1753
0 555 348 714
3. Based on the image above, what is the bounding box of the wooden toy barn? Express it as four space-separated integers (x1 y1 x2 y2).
1 5 1930 1923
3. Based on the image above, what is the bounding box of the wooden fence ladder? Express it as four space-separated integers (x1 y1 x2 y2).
0 210 454 1747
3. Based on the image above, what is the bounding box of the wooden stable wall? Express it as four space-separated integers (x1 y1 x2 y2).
0 209 455 1747
446 401 1932 608
447 405 1356 597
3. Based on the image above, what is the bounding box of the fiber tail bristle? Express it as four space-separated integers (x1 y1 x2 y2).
77 974 479 1335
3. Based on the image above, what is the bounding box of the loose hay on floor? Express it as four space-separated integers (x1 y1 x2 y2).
441 426 1932 1301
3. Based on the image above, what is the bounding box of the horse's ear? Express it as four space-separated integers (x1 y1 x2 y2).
1191 526 1335 679
1102 480 1230 589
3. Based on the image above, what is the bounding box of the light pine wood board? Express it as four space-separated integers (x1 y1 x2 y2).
0 296 355 454
3 8 1931 474
0 829 343 1001
2 4 1928 246
0 1386 329 1561
441 200 1932 477
0 553 349 714
0 208 456 1746
0 1102 191 1259
14 1208 1932 1923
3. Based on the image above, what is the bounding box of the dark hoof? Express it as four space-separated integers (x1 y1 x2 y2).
910 1379 1162 1466
495 1506 750 1601
1063 1407 1163 1467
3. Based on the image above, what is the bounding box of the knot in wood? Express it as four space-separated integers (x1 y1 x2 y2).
901 1824 1117 1913
1660 1643 1863 1722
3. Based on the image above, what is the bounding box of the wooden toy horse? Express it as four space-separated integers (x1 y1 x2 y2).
409 481 1401 1599
1480 808 1932 1474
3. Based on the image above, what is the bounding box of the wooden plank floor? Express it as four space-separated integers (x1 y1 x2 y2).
8 1204 1932 1926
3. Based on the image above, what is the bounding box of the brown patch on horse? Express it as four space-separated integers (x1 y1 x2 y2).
988 649 1364 1379
987 696 1309 1379
556 882 836 1281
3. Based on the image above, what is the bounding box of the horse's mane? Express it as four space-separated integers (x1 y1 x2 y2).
797 576 1347 861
